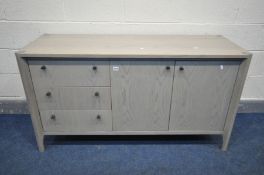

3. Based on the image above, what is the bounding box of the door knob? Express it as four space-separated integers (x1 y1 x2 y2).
40 65 46 70
46 91 52 97
179 66 184 71
94 92 99 97
166 66 170 70
96 115 101 120
50 114 56 120
92 66 97 71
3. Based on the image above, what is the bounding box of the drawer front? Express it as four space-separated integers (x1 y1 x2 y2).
169 61 239 131
35 87 111 110
40 110 112 132
29 60 110 87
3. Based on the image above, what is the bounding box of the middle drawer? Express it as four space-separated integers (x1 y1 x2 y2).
35 87 111 110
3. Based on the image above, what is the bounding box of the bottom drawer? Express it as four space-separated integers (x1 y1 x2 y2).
40 110 112 132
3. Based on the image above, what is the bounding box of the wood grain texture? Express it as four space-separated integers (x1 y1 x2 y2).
34 87 111 110
16 34 252 151
222 57 251 151
18 34 250 59
111 61 174 131
170 61 239 131
16 55 45 152
28 60 110 87
40 110 112 132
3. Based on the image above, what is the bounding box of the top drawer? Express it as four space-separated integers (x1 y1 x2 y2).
28 60 110 87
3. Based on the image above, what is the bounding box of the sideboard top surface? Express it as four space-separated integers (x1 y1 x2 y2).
17 34 251 59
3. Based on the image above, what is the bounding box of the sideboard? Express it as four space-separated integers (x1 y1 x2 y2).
16 34 251 151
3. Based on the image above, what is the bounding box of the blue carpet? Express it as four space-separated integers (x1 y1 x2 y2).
0 113 263 175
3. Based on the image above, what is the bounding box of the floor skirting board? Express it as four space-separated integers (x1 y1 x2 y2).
0 100 29 114
0 100 264 115
238 100 264 113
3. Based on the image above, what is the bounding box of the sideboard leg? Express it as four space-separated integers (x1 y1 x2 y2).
221 134 229 151
37 134 45 152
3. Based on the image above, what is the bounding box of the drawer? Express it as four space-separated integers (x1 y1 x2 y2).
40 110 112 132
29 60 110 87
35 87 111 110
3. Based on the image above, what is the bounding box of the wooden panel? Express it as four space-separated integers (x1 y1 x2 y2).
35 87 111 110
16 55 45 152
222 57 251 151
19 34 250 58
111 61 174 131
170 61 239 131
44 130 223 136
29 60 110 87
40 110 112 132
16 34 252 151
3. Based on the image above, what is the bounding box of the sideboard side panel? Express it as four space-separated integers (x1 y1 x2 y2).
222 57 251 150
16 55 45 152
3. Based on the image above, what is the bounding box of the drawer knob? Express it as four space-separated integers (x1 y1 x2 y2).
96 115 101 120
40 65 46 70
179 66 184 71
92 66 97 71
46 92 52 97
94 92 99 97
50 114 56 120
166 66 170 70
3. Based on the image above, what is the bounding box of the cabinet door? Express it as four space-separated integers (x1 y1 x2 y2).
169 61 239 131
111 61 174 131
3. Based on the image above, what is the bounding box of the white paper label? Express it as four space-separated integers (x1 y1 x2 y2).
113 66 119 71
220 65 224 70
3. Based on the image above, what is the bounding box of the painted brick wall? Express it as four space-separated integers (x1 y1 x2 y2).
0 0 263 101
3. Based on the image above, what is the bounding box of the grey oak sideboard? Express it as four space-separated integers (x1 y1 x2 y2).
16 34 251 152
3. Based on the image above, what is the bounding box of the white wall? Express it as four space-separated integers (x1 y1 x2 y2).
0 0 263 101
